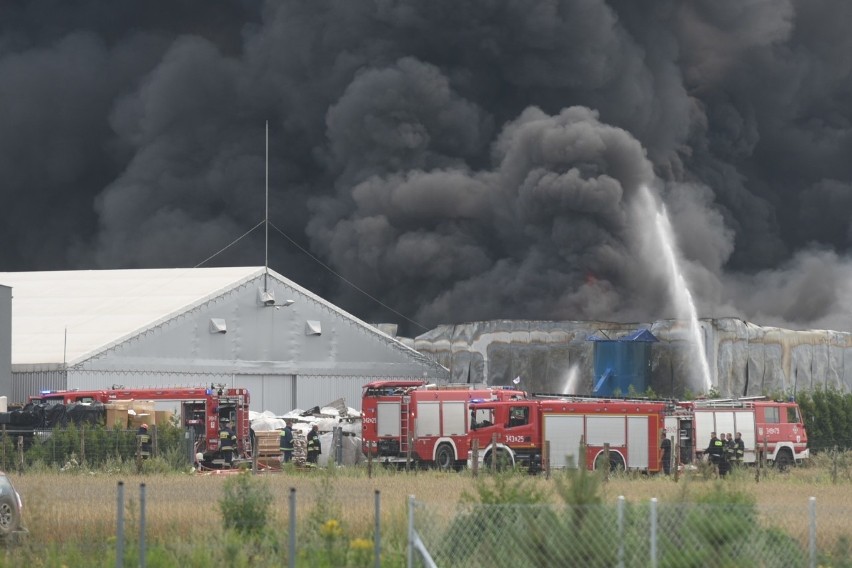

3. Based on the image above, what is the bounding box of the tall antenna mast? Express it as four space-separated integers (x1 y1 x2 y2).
264 120 269 291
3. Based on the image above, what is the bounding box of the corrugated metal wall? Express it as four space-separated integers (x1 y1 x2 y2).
63 370 371 415
12 370 67 404
294 375 377 413
230 374 295 414
0 286 10 400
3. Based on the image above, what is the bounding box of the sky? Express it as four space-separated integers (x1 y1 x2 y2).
1 0 851 336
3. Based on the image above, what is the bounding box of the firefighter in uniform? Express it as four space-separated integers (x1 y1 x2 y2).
706 432 725 476
219 419 236 467
660 429 672 475
306 424 322 465
137 423 152 459
724 433 736 469
280 421 294 463
734 432 745 466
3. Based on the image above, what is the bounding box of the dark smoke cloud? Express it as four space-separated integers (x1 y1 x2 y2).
1 0 850 335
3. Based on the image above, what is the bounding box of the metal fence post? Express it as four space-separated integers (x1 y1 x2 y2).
673 436 679 483
116 481 125 568
650 497 658 568
491 433 497 473
184 428 193 466
544 440 550 479
251 433 258 475
374 489 381 568
334 426 343 466
289 488 296 568
407 495 414 568
617 495 625 568
809 496 816 568
139 483 147 568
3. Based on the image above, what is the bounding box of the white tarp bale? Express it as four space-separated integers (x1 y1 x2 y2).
250 411 289 432
279 409 306 420
316 433 365 467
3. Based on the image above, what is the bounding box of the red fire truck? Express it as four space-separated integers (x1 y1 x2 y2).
28 386 253 463
361 380 526 469
466 395 809 473
467 397 671 472
666 397 809 469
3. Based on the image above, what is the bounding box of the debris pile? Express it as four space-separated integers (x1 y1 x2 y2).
249 398 363 466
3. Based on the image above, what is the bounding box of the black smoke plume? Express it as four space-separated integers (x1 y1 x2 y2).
1 0 850 335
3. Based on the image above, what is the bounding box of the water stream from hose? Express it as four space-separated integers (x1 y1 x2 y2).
641 186 713 393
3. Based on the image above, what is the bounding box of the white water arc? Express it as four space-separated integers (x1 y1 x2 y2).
561 364 581 395
642 187 713 393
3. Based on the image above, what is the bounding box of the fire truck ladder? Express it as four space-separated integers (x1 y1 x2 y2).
694 396 767 408
400 397 410 454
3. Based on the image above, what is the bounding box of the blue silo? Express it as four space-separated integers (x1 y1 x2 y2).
588 329 658 397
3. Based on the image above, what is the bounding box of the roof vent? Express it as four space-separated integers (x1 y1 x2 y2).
305 320 322 336
258 288 275 306
209 318 227 334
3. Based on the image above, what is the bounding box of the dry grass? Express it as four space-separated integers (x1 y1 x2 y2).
10 462 852 546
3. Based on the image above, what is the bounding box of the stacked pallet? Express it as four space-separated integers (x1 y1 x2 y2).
255 431 281 457
253 430 282 470
104 400 170 429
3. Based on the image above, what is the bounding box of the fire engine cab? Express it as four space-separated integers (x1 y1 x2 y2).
361 380 526 469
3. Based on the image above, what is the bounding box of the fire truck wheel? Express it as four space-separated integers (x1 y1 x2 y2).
593 451 625 472
774 448 793 471
484 448 512 471
435 444 455 471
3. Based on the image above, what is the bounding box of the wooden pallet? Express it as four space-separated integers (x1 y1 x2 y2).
255 431 282 457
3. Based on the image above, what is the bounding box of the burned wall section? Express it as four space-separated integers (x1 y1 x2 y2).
413 318 852 398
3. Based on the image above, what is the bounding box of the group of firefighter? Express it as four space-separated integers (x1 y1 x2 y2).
660 430 745 476
279 420 322 465
136 417 324 469
705 431 745 476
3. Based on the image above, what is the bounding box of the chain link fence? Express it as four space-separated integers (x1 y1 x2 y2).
0 426 194 471
409 497 850 567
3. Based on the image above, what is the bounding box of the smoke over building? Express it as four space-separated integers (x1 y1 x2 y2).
1 1 850 341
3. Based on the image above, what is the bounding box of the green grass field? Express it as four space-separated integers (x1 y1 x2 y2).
3 456 850 567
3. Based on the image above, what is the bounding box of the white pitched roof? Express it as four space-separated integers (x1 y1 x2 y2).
0 267 264 366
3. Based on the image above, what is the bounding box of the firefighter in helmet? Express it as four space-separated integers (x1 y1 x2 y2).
734 432 745 466
219 418 237 467
724 433 736 467
660 429 672 475
706 432 725 475
137 423 152 459
280 420 294 463
306 424 322 465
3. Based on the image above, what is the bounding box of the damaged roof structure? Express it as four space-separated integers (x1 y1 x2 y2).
411 318 852 398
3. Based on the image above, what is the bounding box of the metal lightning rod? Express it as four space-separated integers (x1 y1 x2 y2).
264 120 269 292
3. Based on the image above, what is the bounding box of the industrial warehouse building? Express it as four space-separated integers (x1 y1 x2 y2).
0 267 448 412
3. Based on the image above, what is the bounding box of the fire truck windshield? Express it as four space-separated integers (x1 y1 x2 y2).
470 408 493 429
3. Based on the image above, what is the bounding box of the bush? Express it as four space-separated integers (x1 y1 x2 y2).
219 473 273 537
